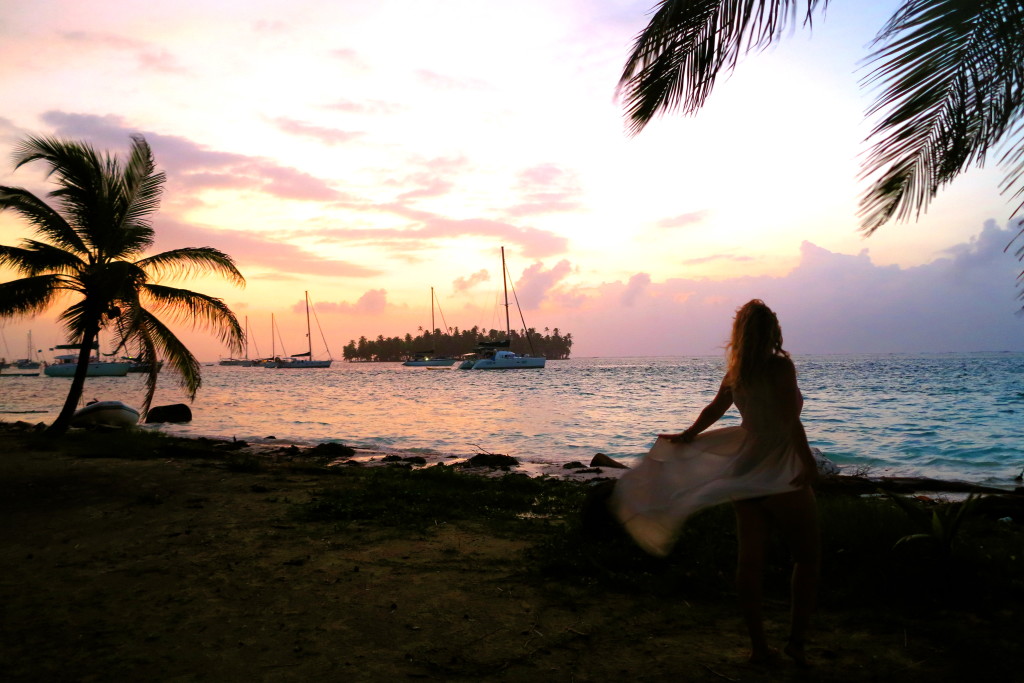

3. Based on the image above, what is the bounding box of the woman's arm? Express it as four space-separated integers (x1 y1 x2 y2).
775 358 818 486
659 378 733 443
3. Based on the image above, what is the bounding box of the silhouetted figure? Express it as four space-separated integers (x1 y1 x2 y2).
612 299 820 666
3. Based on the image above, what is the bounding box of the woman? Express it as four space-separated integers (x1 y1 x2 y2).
611 299 820 665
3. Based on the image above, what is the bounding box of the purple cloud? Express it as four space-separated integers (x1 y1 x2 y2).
59 31 187 74
514 259 573 309
152 217 382 279
556 220 1024 356
453 269 490 292
301 289 390 314
621 272 651 307
270 117 363 146
504 163 583 217
679 253 755 266
315 206 568 258
657 211 709 229
39 111 342 202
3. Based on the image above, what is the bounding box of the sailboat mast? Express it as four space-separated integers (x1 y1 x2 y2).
243 316 249 360
271 314 275 357
305 291 312 359
501 246 511 338
430 287 435 335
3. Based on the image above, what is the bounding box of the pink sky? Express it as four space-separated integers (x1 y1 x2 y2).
1 1 1021 360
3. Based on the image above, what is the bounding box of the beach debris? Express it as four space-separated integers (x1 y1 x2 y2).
591 453 629 469
460 452 519 469
145 403 192 423
308 442 356 458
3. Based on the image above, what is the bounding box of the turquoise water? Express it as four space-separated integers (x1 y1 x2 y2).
2 354 1021 488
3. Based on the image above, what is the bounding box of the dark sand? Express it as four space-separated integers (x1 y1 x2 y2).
1 429 1020 682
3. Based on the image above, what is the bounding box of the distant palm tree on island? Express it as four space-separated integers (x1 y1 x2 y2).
620 1 1024 300
0 135 245 434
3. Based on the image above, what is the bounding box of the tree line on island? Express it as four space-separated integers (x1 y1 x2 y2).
342 326 573 362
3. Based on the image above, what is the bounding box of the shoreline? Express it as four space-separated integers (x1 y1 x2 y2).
6 417 1022 496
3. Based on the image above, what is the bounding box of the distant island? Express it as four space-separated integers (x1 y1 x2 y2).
342 326 572 362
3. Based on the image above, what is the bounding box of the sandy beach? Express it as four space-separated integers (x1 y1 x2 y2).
1 423 1021 682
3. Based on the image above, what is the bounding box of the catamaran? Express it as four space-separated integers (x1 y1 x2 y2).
460 247 545 370
44 342 131 377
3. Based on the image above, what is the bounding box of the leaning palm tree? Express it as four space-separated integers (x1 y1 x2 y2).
0 135 245 434
618 1 1024 296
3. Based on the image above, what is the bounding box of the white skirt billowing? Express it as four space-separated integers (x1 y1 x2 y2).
611 427 802 557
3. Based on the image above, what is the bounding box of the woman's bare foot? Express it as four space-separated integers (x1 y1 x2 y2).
748 646 780 665
784 640 808 667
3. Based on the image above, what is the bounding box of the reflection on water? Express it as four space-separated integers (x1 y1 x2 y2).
1 354 1021 486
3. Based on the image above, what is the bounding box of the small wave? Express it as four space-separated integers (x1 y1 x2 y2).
0 410 48 414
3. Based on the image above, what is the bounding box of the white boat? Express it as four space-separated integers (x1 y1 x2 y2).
270 292 333 369
44 344 131 377
461 247 546 370
70 400 140 428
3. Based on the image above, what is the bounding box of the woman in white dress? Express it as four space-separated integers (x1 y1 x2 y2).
611 299 819 665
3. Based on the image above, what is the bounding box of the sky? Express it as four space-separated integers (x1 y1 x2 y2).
0 0 1021 361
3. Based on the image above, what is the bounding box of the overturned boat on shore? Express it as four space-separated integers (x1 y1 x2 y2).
70 400 140 428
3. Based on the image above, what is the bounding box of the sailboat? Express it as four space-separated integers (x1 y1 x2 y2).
13 331 41 370
403 287 456 367
219 316 254 366
271 292 333 369
460 247 545 370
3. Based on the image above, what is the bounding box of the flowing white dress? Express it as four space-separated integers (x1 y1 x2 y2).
611 382 804 557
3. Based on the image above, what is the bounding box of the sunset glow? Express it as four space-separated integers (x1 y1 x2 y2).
1 0 1020 361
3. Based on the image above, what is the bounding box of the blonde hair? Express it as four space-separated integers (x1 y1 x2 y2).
726 299 789 390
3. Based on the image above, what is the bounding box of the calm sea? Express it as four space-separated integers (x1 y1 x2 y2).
2 354 1022 489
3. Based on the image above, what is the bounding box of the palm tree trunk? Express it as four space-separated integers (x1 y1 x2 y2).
46 322 100 435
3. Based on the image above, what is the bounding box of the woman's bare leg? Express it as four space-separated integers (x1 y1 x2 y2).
733 499 774 662
761 487 820 665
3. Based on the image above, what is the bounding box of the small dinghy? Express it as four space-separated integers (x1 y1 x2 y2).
70 400 140 428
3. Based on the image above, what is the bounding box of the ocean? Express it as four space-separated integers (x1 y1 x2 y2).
2 353 1021 489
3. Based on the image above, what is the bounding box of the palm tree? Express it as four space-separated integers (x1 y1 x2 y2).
618 1 1024 296
0 134 245 433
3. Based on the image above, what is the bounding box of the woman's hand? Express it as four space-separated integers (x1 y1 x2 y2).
658 429 696 443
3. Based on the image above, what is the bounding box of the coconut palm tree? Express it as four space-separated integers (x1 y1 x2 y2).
0 134 245 433
618 1 1024 290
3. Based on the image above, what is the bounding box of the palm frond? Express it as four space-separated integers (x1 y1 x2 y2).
55 299 102 345
12 136 107 249
0 275 67 318
618 0 827 134
0 242 84 276
2 239 85 274
0 185 88 254
859 0 1024 232
135 308 204 402
141 284 244 353
136 247 246 287
108 135 163 259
